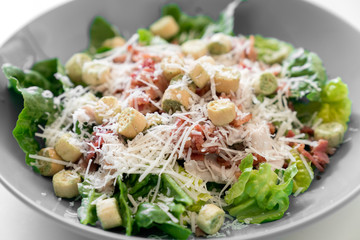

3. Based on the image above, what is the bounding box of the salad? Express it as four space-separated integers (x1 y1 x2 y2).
2 1 352 239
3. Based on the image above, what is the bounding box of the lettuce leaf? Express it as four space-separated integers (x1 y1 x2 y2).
137 28 154 46
284 48 327 101
2 61 65 170
225 154 298 224
290 149 313 194
137 29 167 46
202 0 247 37
77 181 102 225
3 60 65 96
135 202 192 240
293 78 352 128
117 176 134 236
161 173 194 207
31 58 65 95
128 174 158 199
317 78 351 127
88 16 120 54
254 35 294 65
161 4 213 43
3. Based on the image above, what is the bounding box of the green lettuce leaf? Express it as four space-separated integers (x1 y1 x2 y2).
254 35 294 65
290 149 313 194
3 59 65 96
77 181 103 225
31 58 65 95
135 202 192 240
161 173 194 207
293 78 352 128
283 48 327 101
88 16 120 54
117 176 134 236
2 61 66 170
128 174 158 199
225 154 298 224
202 0 247 37
168 202 186 219
317 78 351 127
161 4 213 43
224 154 253 205
137 28 154 46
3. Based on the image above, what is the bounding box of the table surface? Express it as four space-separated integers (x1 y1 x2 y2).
1 1 360 240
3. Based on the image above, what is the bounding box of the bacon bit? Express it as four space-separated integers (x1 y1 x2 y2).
219 92 232 100
128 94 158 113
230 113 252 128
174 118 219 154
282 162 289 169
288 101 294 111
253 153 267 167
191 153 205 161
141 54 161 63
195 84 210 97
195 227 206 237
286 130 295 138
286 130 296 147
246 35 257 61
235 171 242 179
268 122 276 135
297 144 324 172
192 133 205 152
312 139 330 168
81 130 113 172
239 60 250 70
113 54 127 63
78 156 98 172
216 157 232 168
300 126 314 136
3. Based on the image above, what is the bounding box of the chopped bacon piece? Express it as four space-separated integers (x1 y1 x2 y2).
195 227 206 237
78 156 98 172
173 118 219 154
288 101 294 111
312 139 330 167
195 84 210 97
192 133 205 152
297 144 324 172
216 157 232 168
268 122 276 135
113 54 127 63
246 35 257 61
300 126 314 136
286 130 295 138
286 130 296 147
253 153 267 167
230 113 252 128
190 153 205 161
80 130 113 172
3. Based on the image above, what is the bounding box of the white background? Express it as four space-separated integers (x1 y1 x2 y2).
1 1 360 240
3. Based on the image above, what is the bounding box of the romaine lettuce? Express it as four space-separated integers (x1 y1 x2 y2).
2 62 64 170
290 149 313 194
284 48 327 101
135 202 192 240
88 16 120 54
161 4 212 43
77 181 103 225
254 35 294 65
225 154 298 224
317 78 351 127
117 176 134 236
